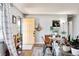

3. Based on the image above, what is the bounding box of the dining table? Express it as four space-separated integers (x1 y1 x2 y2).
51 38 73 56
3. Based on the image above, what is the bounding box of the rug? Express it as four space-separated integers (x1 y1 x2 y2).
32 47 52 56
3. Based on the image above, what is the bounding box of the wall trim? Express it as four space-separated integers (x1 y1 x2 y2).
22 44 33 50
35 42 44 44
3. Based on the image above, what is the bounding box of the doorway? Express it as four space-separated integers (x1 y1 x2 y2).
22 17 35 50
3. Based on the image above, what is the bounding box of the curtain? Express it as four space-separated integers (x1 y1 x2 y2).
0 4 4 41
2 3 17 56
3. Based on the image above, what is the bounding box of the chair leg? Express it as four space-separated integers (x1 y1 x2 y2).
43 45 47 56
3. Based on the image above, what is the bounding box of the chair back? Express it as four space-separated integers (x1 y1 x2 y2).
44 35 52 44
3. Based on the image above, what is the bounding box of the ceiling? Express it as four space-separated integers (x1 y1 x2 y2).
13 3 79 14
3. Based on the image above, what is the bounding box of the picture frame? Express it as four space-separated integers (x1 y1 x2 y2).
52 20 60 27
12 15 16 24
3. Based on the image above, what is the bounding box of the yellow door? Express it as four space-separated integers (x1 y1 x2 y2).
22 17 35 45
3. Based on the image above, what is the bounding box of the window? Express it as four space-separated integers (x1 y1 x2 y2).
17 17 21 34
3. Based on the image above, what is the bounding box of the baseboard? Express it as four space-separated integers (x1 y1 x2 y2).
22 42 44 50
22 44 33 50
35 42 44 44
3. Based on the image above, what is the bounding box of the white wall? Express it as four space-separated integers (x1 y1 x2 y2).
72 15 79 39
26 14 68 44
10 4 23 35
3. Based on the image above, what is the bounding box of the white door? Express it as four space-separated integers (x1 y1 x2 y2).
22 17 35 49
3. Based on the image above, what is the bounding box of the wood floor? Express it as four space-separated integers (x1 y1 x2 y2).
22 50 32 56
21 44 43 56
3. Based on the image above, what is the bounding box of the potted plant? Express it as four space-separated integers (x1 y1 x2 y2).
62 37 71 52
62 44 71 52
69 38 79 56
61 31 66 34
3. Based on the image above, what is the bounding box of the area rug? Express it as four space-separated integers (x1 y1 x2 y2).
32 47 52 56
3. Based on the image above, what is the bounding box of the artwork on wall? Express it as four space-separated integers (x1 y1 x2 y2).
52 20 60 27
12 15 16 24
35 23 42 31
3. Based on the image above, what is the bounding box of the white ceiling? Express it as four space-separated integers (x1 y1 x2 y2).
13 3 79 14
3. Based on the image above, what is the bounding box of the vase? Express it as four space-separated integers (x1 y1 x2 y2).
71 47 79 56
63 45 71 52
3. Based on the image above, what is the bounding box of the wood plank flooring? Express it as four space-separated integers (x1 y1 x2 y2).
21 44 43 56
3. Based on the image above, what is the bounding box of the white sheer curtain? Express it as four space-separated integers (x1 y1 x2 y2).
2 3 17 56
0 4 3 42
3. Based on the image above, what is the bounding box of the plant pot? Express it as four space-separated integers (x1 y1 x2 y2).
71 47 79 56
63 45 71 52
